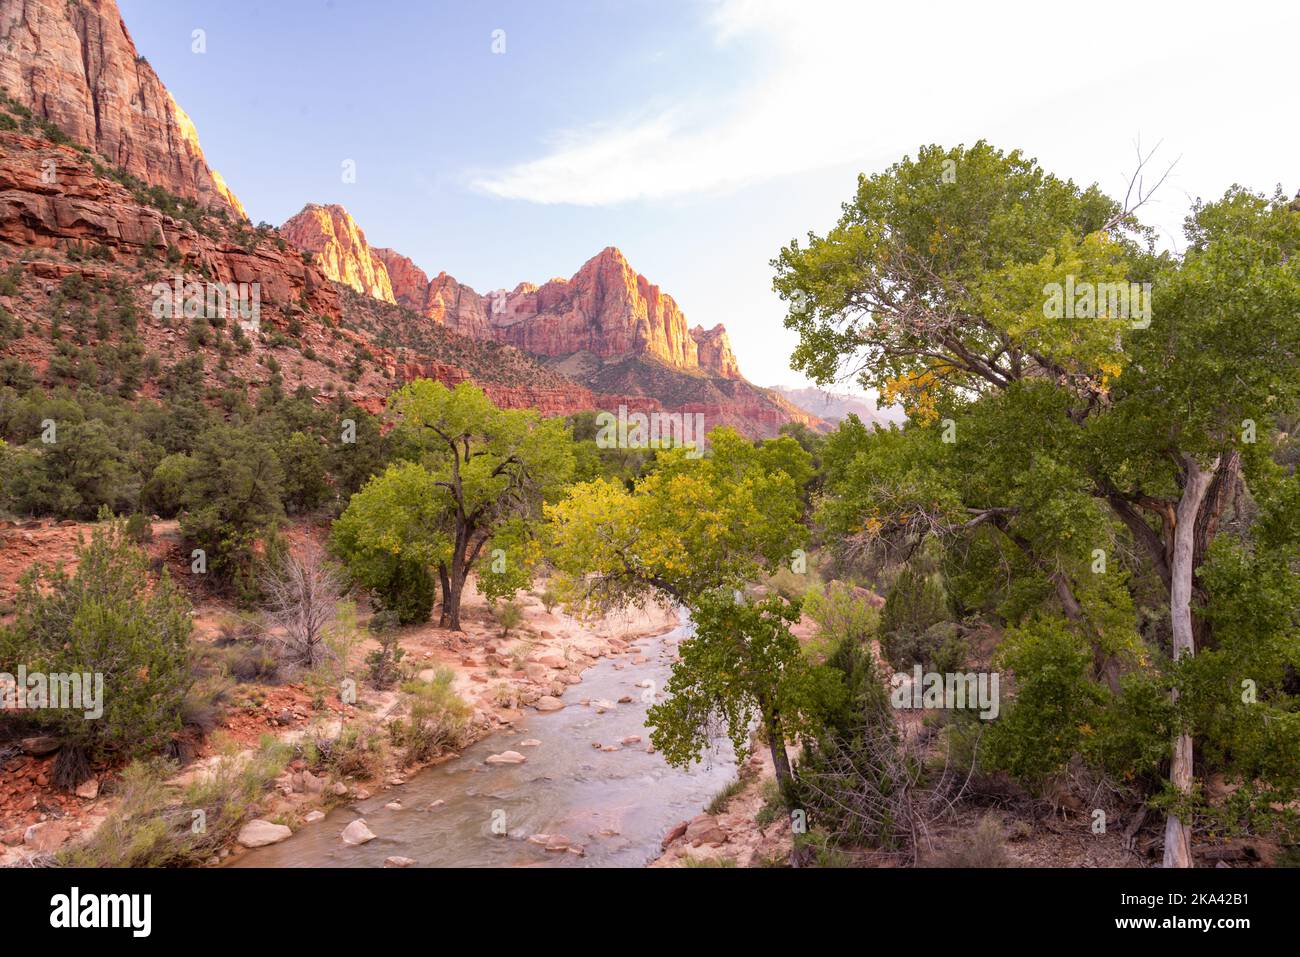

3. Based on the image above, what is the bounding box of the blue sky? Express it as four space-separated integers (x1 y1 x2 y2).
120 0 1299 393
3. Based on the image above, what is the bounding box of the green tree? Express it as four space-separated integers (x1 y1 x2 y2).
775 142 1300 865
179 424 284 598
547 428 812 609
549 428 822 791
649 591 840 792
380 379 575 629
331 459 444 624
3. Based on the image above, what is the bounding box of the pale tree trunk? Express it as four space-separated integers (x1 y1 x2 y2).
1163 455 1218 868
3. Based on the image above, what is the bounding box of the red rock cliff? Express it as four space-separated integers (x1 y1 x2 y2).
280 203 394 303
0 0 246 217
691 323 740 379
490 247 704 369
372 246 428 311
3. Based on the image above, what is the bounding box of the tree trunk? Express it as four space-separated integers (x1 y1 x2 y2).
444 562 464 631
764 707 810 867
1162 455 1218 869
767 722 794 794
436 563 451 629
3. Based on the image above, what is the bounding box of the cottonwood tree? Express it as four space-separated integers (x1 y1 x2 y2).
649 590 840 792
336 380 574 630
775 142 1300 866
547 429 830 790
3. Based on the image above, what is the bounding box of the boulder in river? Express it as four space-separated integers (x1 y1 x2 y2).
534 696 564 712
341 818 377 845
485 750 527 765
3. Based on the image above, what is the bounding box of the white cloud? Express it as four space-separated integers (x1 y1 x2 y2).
471 1 1176 206
471 0 1294 212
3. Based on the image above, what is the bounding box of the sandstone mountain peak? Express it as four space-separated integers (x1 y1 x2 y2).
279 209 745 381
280 203 395 304
0 0 246 218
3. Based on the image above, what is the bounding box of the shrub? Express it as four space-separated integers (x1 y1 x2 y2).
537 583 559 614
142 453 197 517
981 617 1105 788
221 641 281 684
259 541 346 671
179 424 284 598
0 516 193 786
884 620 969 672
924 814 1012 868
327 722 386 780
879 566 950 661
803 581 878 646
365 632 405 689
389 669 471 765
493 599 524 637
59 738 290 867
125 512 153 543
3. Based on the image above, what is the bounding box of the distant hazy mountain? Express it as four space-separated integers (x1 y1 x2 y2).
769 386 903 429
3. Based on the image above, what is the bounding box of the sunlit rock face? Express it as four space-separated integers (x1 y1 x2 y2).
0 0 246 217
490 247 707 370
691 324 741 379
280 204 395 303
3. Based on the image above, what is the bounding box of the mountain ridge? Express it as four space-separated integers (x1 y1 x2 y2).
0 0 246 218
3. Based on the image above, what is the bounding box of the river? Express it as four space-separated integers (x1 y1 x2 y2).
231 621 738 867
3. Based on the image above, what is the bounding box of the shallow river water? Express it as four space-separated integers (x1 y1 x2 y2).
232 622 738 867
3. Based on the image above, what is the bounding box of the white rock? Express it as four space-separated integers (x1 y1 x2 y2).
384 856 417 868
518 739 542 748
534 696 564 712
303 810 326 823
237 819 293 848
341 818 376 845
485 750 527 765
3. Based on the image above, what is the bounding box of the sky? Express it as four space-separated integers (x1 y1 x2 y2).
119 0 1300 395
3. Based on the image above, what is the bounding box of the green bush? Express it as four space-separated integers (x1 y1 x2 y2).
365 632 405 689
879 567 951 667
493 599 524 637
142 453 197 517
0 517 193 786
125 512 153 543
326 722 387 780
981 617 1105 789
884 620 969 672
389 669 471 764
803 581 878 646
